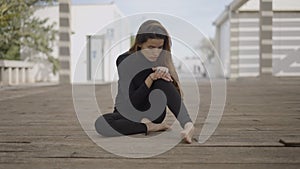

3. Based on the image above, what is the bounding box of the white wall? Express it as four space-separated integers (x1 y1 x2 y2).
28 6 59 82
273 12 300 76
240 0 300 11
237 13 260 77
34 4 130 83
215 0 300 78
71 4 130 83
219 19 231 77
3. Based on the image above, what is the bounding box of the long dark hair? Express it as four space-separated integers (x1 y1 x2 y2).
129 20 182 95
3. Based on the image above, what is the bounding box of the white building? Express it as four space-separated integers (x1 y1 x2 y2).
214 0 300 78
32 3 130 83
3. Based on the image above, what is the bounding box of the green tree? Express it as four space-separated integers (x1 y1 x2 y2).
0 0 59 74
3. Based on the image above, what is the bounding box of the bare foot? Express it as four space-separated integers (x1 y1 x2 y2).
180 122 194 144
141 118 171 132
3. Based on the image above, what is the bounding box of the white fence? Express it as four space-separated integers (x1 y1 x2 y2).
0 60 34 86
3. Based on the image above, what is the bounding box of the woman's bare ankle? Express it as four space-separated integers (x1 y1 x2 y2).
141 118 170 132
180 122 194 144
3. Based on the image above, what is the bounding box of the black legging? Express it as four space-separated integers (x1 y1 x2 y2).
95 79 192 136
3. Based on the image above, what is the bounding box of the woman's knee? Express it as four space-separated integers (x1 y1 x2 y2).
152 79 174 90
152 79 179 97
95 116 107 135
95 115 120 137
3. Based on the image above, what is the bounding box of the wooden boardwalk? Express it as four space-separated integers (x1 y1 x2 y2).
0 77 299 168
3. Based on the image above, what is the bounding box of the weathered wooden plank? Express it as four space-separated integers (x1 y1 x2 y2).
279 137 300 147
0 77 300 168
1 145 300 164
1 161 299 169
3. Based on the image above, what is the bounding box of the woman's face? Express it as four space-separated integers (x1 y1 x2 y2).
139 38 164 62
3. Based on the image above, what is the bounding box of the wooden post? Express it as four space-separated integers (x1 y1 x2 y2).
229 11 239 79
12 68 19 85
59 0 71 83
259 0 273 77
20 67 26 84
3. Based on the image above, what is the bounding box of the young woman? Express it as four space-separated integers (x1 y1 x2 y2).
95 20 194 143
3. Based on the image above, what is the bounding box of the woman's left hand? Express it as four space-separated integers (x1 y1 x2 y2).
151 66 173 82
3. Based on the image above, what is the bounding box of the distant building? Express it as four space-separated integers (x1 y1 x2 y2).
32 3 130 83
176 56 207 80
214 0 300 78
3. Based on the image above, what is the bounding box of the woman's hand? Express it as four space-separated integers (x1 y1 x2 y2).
150 66 173 82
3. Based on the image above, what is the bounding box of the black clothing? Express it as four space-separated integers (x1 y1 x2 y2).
95 52 192 136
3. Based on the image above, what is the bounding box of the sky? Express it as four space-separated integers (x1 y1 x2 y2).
71 0 233 38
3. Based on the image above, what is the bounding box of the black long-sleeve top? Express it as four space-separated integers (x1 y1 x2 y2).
114 52 156 114
113 52 191 127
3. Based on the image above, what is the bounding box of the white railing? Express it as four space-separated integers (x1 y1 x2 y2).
0 60 34 86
